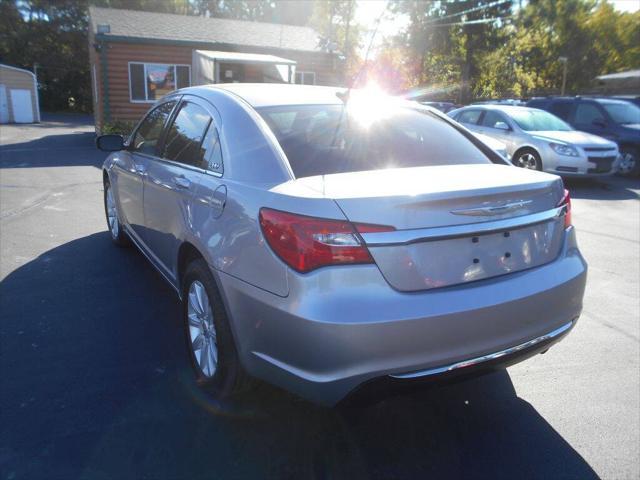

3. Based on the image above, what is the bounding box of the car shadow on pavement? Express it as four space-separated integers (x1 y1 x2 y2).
0 232 599 480
0 131 104 169
565 176 639 200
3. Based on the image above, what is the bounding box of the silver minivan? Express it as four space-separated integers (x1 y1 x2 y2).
449 105 620 176
98 85 587 406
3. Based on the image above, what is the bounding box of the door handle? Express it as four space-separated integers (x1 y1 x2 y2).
134 163 146 174
173 176 191 189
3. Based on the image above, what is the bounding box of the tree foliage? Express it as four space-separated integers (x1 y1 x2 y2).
385 0 639 101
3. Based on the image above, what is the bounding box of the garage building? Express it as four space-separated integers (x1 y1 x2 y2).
0 63 40 124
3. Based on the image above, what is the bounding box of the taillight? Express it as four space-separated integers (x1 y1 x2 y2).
259 208 394 273
558 188 572 228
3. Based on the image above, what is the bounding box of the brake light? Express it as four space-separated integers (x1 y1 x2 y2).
259 208 394 273
558 188 572 228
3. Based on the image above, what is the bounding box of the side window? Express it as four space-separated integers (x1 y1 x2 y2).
481 110 509 129
549 102 573 121
201 125 224 174
574 103 605 125
458 109 482 125
162 102 212 167
131 101 176 155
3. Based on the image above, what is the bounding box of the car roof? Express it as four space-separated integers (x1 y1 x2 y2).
466 104 538 114
181 83 348 108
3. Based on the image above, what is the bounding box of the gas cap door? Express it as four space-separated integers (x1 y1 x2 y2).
209 184 227 218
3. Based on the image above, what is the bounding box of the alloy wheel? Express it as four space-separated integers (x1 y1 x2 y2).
106 186 119 239
618 151 637 176
187 280 218 377
514 152 539 170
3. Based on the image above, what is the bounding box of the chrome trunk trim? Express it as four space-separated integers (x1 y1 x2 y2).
361 205 567 246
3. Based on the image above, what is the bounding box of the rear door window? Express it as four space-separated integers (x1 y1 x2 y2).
162 102 212 168
574 102 606 126
131 101 176 155
549 102 574 121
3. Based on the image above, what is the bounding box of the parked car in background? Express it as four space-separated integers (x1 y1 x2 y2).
448 105 620 177
97 84 586 406
419 101 458 113
527 97 640 176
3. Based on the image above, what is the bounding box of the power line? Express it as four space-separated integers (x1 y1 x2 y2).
425 0 512 25
429 16 512 27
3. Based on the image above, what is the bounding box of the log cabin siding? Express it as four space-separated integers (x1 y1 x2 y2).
90 38 341 131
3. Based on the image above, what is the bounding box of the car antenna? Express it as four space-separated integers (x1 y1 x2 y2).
332 4 387 147
336 3 387 103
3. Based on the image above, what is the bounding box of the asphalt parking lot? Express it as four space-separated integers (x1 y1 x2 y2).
1 115 638 480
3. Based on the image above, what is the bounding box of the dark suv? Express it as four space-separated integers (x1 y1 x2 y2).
527 97 640 176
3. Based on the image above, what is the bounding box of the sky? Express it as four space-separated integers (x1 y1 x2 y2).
354 0 639 55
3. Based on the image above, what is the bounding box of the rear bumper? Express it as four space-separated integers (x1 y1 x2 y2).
216 227 587 406
344 319 575 405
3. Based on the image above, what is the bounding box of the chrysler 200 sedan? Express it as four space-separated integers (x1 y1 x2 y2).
97 84 587 406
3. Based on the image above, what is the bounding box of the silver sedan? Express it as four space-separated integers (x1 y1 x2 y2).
97 85 587 406
448 105 620 176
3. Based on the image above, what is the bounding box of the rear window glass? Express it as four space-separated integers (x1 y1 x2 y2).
258 103 492 178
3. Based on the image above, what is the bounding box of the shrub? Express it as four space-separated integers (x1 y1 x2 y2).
101 120 136 136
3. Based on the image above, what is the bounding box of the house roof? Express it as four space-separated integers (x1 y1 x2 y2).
596 69 640 81
89 7 323 53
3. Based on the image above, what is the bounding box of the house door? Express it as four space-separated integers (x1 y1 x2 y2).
10 89 34 123
0 85 9 123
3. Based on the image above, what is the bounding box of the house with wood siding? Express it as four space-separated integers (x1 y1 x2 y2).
88 7 344 132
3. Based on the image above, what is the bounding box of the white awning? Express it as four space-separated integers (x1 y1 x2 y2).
194 50 296 65
192 50 297 85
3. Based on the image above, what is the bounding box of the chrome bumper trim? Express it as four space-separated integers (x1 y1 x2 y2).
362 205 567 246
389 320 574 379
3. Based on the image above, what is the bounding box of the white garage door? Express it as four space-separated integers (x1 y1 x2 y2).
0 85 9 123
10 89 34 123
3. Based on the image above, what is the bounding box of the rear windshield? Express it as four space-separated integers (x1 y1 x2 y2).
257 103 492 178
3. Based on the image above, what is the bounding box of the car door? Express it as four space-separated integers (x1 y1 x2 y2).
573 101 611 137
142 98 213 282
478 110 517 151
112 100 177 244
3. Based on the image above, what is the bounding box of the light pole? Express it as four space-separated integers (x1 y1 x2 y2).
559 56 568 96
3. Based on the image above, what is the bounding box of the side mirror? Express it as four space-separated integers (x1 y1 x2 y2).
495 121 510 131
96 134 125 152
592 119 606 128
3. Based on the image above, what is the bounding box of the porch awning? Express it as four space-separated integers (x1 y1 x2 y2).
192 50 296 85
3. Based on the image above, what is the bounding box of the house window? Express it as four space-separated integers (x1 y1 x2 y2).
129 63 190 102
295 71 316 85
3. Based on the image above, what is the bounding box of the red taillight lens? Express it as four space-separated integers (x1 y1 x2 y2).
558 188 572 228
259 208 394 273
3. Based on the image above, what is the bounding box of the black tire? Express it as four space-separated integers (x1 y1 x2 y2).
182 259 252 399
512 148 542 171
618 147 640 177
103 179 130 247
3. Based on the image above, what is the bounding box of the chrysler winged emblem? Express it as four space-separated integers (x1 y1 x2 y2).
451 200 533 216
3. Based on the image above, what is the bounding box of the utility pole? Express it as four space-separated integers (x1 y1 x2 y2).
559 56 568 96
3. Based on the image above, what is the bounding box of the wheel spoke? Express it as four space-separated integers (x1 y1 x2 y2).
194 282 206 314
192 333 205 351
187 311 201 328
200 340 210 375
188 290 202 315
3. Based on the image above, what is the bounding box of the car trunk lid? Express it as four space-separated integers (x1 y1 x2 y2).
287 164 566 291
